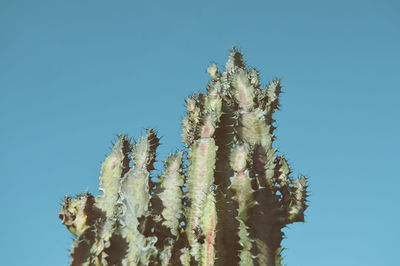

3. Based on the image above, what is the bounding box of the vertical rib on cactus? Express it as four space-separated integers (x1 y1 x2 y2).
229 143 256 265
60 47 309 266
212 76 241 264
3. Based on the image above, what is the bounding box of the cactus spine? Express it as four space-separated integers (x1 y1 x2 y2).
59 48 309 265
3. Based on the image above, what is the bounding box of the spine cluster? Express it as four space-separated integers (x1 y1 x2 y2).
59 48 308 266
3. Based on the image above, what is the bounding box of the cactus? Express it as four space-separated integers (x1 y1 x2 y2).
59 48 309 266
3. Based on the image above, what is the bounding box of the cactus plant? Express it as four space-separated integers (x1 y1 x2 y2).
59 47 309 266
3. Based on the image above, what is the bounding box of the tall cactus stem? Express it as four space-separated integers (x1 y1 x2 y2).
60 47 309 266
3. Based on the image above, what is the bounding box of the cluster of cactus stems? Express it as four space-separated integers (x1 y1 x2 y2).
59 48 308 266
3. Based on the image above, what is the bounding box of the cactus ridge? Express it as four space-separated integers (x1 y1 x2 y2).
60 47 309 266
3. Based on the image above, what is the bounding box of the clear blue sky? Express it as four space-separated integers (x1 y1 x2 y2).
1 1 399 265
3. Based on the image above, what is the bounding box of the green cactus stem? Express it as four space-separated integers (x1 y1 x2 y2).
59 47 309 266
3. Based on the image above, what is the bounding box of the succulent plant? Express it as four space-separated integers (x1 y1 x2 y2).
59 47 309 266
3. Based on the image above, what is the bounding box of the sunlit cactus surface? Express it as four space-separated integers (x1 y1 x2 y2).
59 48 309 266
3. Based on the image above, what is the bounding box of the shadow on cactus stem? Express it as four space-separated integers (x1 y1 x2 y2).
59 47 309 266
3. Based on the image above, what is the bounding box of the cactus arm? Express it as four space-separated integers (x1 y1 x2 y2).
120 130 159 221
147 151 186 266
223 48 277 265
185 135 218 261
59 193 98 265
96 135 131 219
157 151 185 236
222 49 308 265
119 129 160 265
266 80 282 118
59 193 94 236
184 88 222 263
156 153 185 265
287 176 308 223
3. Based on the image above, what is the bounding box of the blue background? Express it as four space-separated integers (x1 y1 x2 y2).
1 1 399 265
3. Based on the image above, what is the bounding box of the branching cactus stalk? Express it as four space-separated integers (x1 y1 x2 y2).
59 48 309 266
